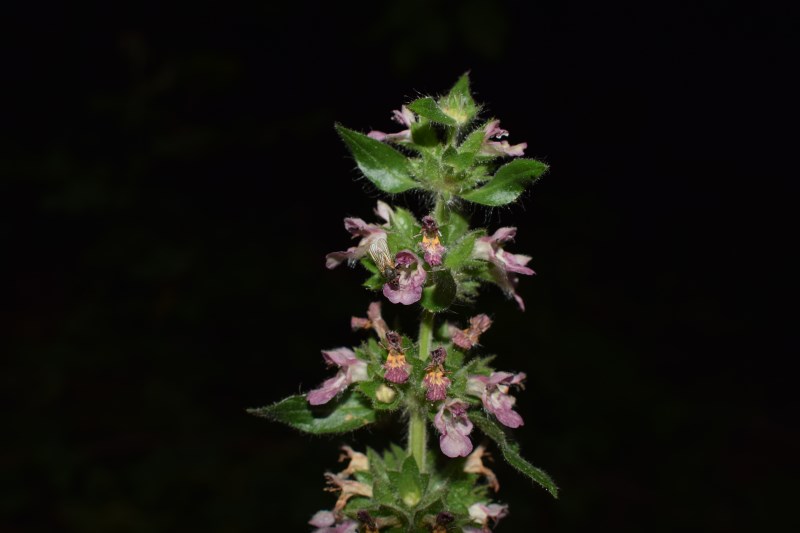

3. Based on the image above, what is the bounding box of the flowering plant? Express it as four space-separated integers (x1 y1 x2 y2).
249 74 557 531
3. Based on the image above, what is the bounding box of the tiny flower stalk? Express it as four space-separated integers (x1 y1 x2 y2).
249 73 558 531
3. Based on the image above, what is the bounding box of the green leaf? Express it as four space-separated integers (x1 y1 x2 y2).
407 97 458 126
436 208 470 245
390 456 425 508
443 231 478 270
410 122 439 147
471 412 559 497
389 207 420 245
439 72 478 125
458 127 487 156
335 124 418 193
368 448 397 504
461 158 548 206
247 392 375 434
420 269 457 312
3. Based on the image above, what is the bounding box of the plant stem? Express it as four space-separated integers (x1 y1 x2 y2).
408 410 427 472
418 310 434 361
409 311 435 471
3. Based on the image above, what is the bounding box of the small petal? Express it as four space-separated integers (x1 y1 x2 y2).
468 372 526 428
423 369 451 401
450 314 493 350
469 502 509 528
374 200 394 225
307 373 349 406
434 399 474 458
464 445 500 492
338 445 369 477
307 349 367 405
326 217 387 269
383 250 427 305
309 510 336 528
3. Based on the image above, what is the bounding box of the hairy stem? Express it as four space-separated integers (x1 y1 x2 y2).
409 311 435 471
408 409 427 472
418 310 435 361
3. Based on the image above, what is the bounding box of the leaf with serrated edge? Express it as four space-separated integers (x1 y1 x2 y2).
444 231 478 270
461 159 548 206
246 393 375 434
335 124 418 193
471 411 559 497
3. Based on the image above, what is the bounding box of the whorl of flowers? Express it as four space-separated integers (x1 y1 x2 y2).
249 74 557 531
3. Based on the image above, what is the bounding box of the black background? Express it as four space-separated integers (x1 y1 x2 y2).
4 2 795 532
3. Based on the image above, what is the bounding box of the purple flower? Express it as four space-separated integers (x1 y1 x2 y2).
423 347 451 401
307 348 368 406
467 503 509 531
367 105 416 143
449 314 493 350
382 331 410 384
467 372 526 428
309 511 359 533
420 215 446 266
472 227 534 311
383 250 427 305
351 301 389 342
325 202 393 269
434 399 474 458
479 119 527 157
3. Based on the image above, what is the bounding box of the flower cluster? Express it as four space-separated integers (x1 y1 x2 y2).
251 73 557 532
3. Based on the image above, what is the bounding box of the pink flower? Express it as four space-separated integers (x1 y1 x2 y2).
383 250 427 305
423 347 451 402
351 301 389 342
467 502 509 531
325 202 393 269
449 314 493 350
382 331 411 384
467 372 526 428
420 215 446 266
306 348 368 406
309 511 359 533
367 105 416 143
479 119 527 157
434 399 474 458
472 227 534 311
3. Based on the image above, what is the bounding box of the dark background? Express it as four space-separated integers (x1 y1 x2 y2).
4 2 795 531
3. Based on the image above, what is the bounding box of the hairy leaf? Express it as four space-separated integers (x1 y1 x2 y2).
461 158 548 206
247 392 375 434
408 97 458 126
471 412 559 497
336 124 418 193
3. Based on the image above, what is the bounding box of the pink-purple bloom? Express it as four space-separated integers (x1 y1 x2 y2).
449 314 493 350
466 502 509 532
479 119 527 157
382 331 411 384
467 371 526 428
309 511 358 533
383 250 427 305
367 105 416 143
351 301 389 342
472 227 534 310
325 202 392 269
420 215 446 266
423 347 451 401
307 348 368 406
434 399 474 458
